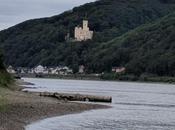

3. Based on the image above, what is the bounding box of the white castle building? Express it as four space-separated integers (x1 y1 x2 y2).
74 20 93 41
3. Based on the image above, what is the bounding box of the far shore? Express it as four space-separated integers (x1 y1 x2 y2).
21 75 175 86
0 81 110 130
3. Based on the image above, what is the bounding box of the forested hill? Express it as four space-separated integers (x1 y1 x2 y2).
91 12 175 76
0 0 175 69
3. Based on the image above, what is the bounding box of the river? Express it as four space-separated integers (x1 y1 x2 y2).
23 78 175 130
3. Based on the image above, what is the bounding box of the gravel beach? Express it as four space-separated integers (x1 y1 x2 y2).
0 84 109 130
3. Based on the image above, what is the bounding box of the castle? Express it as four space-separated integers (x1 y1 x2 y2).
74 20 93 41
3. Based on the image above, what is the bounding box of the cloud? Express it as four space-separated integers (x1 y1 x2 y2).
0 0 95 30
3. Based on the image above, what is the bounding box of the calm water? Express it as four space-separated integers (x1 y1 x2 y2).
23 78 175 130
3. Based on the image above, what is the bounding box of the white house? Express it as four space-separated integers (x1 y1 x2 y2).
7 66 16 74
112 67 126 73
34 65 45 74
79 65 85 74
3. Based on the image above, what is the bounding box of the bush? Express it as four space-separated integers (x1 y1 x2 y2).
0 70 13 87
100 73 139 81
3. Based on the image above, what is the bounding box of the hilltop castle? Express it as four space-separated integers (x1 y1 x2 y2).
74 20 93 41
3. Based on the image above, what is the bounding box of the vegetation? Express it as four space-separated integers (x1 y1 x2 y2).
0 0 175 80
0 52 11 111
1 0 175 67
0 87 8 112
101 73 175 83
92 12 175 77
0 51 12 87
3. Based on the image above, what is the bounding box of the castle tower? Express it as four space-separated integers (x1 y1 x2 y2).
83 20 89 31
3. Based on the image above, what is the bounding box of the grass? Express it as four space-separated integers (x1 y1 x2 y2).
0 70 13 87
0 70 13 112
0 87 8 112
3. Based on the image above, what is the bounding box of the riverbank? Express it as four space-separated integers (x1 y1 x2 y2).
0 82 109 130
20 73 175 84
19 73 101 81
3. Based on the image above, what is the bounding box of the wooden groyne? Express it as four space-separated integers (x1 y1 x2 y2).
24 91 112 103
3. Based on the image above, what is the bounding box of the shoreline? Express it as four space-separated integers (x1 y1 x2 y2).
0 82 110 130
19 73 175 84
22 76 175 86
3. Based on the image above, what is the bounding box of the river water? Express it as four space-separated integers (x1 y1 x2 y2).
23 78 175 130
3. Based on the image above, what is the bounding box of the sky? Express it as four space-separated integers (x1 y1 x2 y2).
0 0 95 31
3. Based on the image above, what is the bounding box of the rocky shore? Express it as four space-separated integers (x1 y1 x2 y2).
0 83 109 130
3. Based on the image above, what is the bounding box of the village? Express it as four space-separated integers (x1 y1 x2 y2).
7 65 83 75
7 64 125 78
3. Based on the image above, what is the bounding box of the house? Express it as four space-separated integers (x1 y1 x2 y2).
20 69 26 74
47 66 73 75
49 67 61 75
59 66 73 75
7 66 16 74
67 68 73 74
49 68 57 75
74 20 93 41
34 65 45 74
28 68 35 74
79 65 85 74
112 67 126 73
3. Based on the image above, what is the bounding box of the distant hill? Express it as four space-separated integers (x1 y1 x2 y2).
0 0 175 74
91 12 175 76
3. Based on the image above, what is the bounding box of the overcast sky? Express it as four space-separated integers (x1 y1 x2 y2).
0 0 95 31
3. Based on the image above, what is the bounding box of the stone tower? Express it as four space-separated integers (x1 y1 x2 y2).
83 20 88 30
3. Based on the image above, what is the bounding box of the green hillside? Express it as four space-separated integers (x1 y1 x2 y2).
91 12 175 77
0 0 175 67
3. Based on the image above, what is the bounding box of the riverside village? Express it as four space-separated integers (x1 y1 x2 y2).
7 20 125 77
